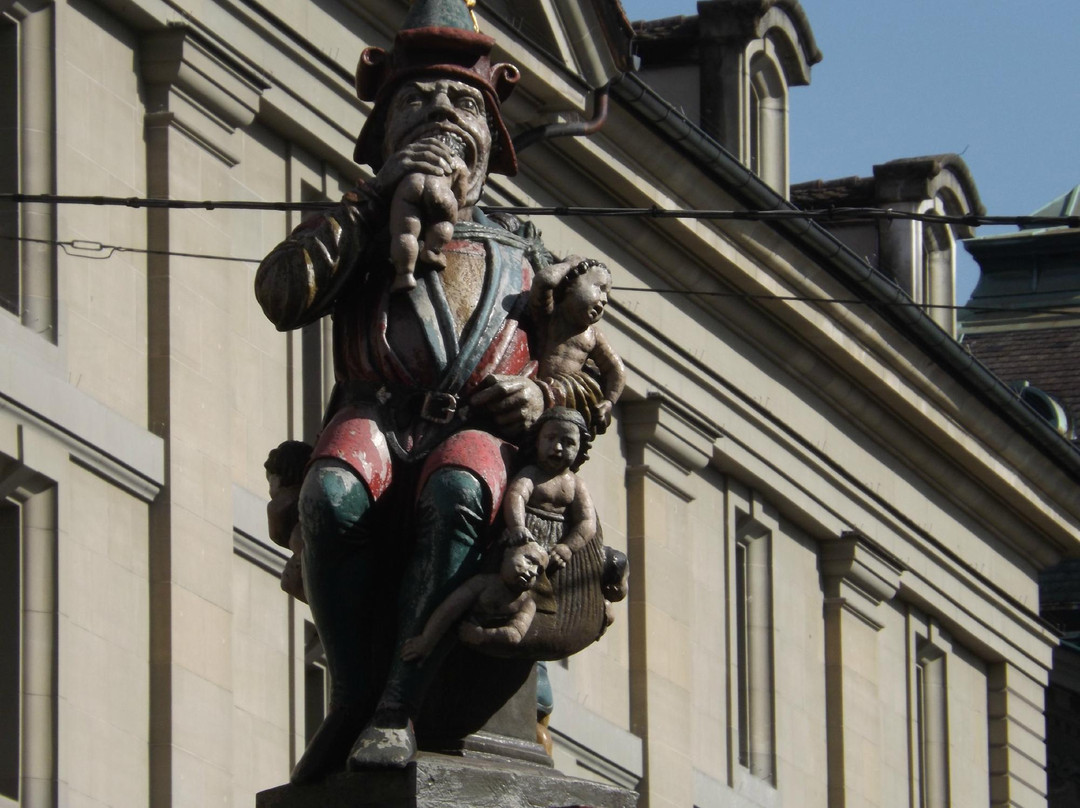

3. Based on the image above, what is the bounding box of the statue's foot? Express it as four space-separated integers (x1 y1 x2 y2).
290 702 366 785
346 708 417 770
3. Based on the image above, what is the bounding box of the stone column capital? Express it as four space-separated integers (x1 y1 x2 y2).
821 532 904 630
622 394 721 501
140 26 268 165
1 0 52 20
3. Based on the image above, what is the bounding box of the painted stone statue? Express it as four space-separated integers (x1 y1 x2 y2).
255 0 626 783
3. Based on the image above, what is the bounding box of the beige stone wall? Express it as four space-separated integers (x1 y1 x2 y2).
1 2 1076 808
56 1 147 428
230 554 293 805
58 465 150 807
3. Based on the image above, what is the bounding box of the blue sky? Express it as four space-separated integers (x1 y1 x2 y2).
618 0 1080 302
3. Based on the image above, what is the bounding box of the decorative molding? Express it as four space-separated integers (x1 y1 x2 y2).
550 726 641 792
0 351 164 502
232 483 287 575
234 530 288 576
821 532 904 630
141 27 267 165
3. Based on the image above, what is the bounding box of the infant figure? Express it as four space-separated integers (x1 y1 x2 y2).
389 131 468 292
400 541 550 660
531 258 626 431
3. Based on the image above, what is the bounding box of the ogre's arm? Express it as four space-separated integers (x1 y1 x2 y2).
254 185 388 332
502 471 537 537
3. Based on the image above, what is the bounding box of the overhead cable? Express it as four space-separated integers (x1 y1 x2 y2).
2 193 1080 229
3 233 1078 318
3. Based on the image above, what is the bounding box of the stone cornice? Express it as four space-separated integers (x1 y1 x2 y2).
232 483 287 575
0 354 164 502
697 0 821 73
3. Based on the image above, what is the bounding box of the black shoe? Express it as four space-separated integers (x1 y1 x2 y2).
346 707 417 770
290 702 367 784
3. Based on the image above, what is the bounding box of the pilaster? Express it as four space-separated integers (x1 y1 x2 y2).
988 663 1048 808
141 27 264 808
141 27 265 167
623 395 719 808
821 533 903 808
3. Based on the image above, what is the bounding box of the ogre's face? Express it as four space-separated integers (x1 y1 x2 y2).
383 78 493 206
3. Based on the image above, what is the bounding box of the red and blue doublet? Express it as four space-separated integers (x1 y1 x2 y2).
257 202 542 516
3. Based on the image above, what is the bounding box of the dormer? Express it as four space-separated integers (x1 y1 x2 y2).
633 0 821 196
792 155 985 337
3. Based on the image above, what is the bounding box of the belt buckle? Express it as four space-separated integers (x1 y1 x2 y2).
420 391 457 424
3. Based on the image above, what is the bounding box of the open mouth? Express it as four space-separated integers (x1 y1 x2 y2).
436 131 467 158
415 126 474 171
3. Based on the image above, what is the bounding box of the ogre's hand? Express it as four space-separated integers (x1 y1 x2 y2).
596 400 613 431
471 374 544 432
371 135 462 200
503 525 537 547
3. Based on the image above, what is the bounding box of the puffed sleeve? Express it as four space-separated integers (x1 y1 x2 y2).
255 185 388 331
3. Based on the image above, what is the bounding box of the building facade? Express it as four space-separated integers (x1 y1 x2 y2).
959 186 1080 808
1 1 1078 807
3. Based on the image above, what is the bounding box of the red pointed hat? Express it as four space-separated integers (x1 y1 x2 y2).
354 0 520 176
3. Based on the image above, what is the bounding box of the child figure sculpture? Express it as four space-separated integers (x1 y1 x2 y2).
400 408 615 664
389 132 468 292
400 541 549 660
531 258 626 431
264 440 313 602
503 407 598 571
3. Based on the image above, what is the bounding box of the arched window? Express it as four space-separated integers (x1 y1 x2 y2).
748 51 787 192
922 212 955 334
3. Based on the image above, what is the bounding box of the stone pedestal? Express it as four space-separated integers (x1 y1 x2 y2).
256 753 639 808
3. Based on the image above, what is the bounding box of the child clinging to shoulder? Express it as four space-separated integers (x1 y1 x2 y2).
531 258 626 431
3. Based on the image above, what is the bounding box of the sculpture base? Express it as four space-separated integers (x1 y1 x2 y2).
256 753 638 808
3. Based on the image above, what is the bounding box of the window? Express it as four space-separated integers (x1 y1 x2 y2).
909 615 950 808
0 4 56 339
0 500 19 803
0 467 56 808
735 514 775 784
0 17 18 318
295 180 336 443
303 622 328 745
921 218 955 335
747 52 787 194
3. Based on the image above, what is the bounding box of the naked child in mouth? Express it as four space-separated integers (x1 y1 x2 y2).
383 79 491 291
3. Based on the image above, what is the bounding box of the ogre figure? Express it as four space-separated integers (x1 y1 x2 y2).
254 0 617 783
